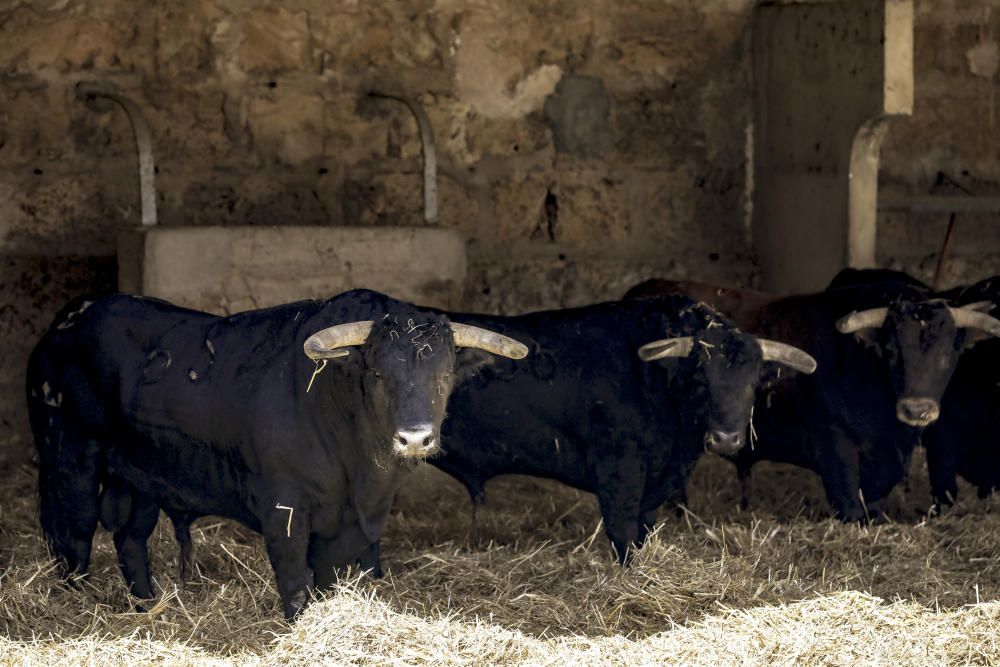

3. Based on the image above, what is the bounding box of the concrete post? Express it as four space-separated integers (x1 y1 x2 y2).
752 0 913 293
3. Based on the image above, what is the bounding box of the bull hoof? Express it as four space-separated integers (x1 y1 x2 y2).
285 589 309 620
60 573 86 591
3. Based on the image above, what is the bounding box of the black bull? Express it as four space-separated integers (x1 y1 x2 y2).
626 272 1000 521
27 290 528 619
923 276 1000 505
431 295 816 562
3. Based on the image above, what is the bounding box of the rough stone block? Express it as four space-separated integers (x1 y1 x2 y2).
552 167 629 246
247 93 326 166
2 17 123 73
211 7 313 75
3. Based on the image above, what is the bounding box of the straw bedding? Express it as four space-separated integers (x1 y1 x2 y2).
3 450 1000 665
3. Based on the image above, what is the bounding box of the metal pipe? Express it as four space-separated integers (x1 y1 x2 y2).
76 82 158 227
369 91 438 225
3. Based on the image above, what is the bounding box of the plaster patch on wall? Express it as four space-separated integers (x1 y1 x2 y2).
966 40 999 78
455 31 562 119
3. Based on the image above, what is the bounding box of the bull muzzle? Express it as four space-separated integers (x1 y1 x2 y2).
896 398 940 427
705 430 744 456
392 424 440 459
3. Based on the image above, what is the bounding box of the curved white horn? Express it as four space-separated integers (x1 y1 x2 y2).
303 321 374 360
451 323 529 359
758 339 817 374
638 337 694 362
960 300 994 313
950 306 1000 338
836 307 888 334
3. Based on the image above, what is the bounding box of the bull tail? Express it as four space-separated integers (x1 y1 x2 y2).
28 350 102 580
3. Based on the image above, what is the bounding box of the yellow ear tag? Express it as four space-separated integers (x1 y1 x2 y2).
306 359 328 393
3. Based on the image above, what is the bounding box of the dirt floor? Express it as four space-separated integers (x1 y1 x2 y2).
3 449 1000 665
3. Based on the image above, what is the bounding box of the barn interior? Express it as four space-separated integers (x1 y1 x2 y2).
4 0 1000 663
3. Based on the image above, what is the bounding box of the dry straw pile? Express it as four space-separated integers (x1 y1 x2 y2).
3 452 1000 665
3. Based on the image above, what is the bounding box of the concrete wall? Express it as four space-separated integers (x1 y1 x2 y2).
0 0 758 463
753 0 913 294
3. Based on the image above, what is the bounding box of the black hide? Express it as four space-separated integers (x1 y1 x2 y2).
923 276 1000 505
27 289 491 619
735 271 973 521
431 296 798 563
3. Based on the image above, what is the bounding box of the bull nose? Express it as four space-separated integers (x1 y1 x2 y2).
705 430 744 456
896 398 940 427
392 424 439 458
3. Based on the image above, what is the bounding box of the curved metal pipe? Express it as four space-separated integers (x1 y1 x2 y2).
369 91 438 224
76 82 158 227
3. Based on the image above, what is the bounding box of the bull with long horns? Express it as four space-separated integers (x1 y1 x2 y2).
28 289 528 619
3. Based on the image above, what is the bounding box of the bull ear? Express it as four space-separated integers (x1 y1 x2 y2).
950 305 1000 337
451 323 529 359
638 337 694 362
758 339 817 374
303 321 374 360
835 308 888 334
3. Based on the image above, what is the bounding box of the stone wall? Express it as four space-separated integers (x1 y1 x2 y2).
879 0 1000 286
4 0 1000 464
0 0 757 463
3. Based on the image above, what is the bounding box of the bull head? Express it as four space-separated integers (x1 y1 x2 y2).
636 331 816 456
303 317 528 460
835 301 1000 427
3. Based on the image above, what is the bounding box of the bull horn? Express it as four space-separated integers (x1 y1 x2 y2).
836 307 888 334
451 323 529 359
960 300 994 313
950 305 1000 338
638 337 694 362
303 321 374 360
758 339 817 374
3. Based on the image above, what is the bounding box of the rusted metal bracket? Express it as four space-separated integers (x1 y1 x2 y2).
369 91 439 225
76 82 158 227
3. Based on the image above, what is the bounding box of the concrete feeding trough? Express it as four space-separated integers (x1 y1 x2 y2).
77 82 466 313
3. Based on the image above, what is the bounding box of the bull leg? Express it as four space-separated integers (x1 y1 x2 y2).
635 507 660 549
660 483 688 518
597 490 641 565
37 433 102 582
818 436 865 522
165 510 196 581
309 523 378 591
864 495 890 523
737 462 752 511
262 500 313 620
357 541 383 578
924 435 959 509
594 445 646 566
468 484 485 546
113 490 160 599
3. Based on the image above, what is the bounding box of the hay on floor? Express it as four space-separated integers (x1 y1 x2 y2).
2 451 1000 665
